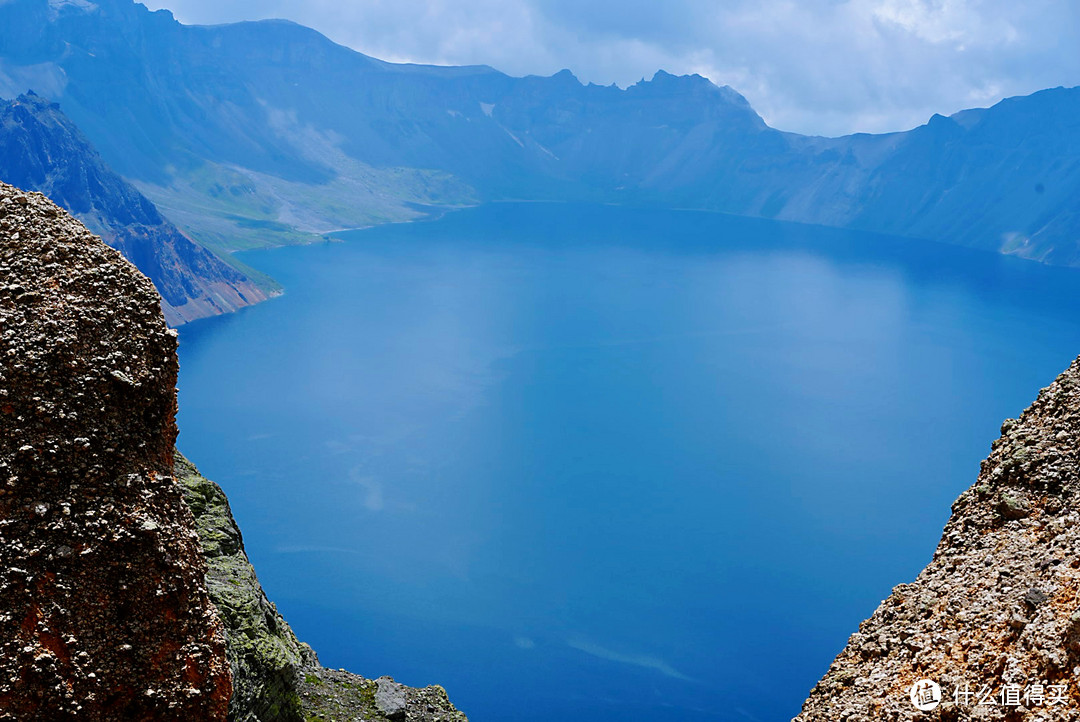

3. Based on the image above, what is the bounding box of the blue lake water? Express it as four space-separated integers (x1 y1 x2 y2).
176 203 1080 721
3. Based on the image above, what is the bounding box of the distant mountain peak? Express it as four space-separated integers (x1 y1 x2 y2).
647 69 713 86
2 0 1078 270
641 69 748 98
625 69 759 118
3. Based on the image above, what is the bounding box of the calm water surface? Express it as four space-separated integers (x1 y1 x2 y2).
177 204 1080 721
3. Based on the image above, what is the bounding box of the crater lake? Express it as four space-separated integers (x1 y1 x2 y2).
176 203 1080 721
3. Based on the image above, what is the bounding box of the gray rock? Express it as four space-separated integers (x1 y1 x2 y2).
376 677 409 720
1024 587 1049 609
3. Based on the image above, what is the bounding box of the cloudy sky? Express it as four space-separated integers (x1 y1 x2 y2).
142 0 1080 137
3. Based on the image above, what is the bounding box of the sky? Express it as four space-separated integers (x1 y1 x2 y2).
141 0 1080 137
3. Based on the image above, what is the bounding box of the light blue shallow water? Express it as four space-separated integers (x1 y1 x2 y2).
177 203 1080 721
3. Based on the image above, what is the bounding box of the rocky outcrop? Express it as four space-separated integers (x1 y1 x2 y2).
175 454 470 722
0 177 467 719
796 359 1080 721
0 92 275 325
0 181 231 718
174 454 309 721
300 667 467 722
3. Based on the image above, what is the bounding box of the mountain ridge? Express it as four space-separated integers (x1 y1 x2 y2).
0 90 275 324
1 0 1078 265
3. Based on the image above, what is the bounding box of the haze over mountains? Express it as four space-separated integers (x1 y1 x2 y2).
0 91 270 324
0 0 1078 268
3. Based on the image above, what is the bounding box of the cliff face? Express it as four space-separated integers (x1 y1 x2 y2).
0 92 274 325
0 178 469 719
175 454 309 721
175 454 469 722
797 359 1080 721
0 181 231 718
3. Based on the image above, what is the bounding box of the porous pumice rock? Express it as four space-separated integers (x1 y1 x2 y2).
796 358 1080 721
0 182 231 719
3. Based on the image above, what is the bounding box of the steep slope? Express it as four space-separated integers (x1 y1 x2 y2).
1 0 1078 265
0 91 274 324
796 359 1080 721
174 452 307 721
175 453 469 722
0 178 468 719
0 180 232 719
767 89 1080 265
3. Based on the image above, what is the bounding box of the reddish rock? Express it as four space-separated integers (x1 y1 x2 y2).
0 182 231 720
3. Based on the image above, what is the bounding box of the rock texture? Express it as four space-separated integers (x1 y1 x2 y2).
0 181 231 719
0 92 274 325
175 454 470 722
299 668 468 722
175 453 309 722
796 359 1080 721
0 177 466 720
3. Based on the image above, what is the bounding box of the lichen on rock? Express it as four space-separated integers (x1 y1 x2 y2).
175 453 310 722
175 454 470 722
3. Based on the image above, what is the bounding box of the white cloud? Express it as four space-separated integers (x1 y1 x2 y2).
141 0 1080 136
869 0 972 44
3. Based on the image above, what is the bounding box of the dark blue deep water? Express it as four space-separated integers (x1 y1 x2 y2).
177 203 1080 721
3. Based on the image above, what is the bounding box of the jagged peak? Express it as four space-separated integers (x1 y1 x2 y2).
551 68 580 83
636 69 750 100
13 89 57 107
620 69 762 122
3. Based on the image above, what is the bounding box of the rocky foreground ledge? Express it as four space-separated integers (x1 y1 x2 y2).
0 181 467 720
797 360 1080 721
176 453 468 722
